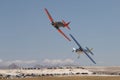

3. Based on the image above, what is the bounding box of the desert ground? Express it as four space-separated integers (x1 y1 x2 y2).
1 76 120 80
0 66 120 80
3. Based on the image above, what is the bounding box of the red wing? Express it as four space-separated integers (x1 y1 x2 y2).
57 29 71 41
44 8 54 23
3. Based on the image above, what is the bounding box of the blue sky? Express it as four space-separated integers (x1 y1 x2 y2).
0 0 120 66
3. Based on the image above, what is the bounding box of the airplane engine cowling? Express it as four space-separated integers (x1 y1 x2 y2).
72 48 76 52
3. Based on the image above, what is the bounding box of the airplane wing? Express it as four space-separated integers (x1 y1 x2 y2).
69 34 82 49
58 29 71 41
83 50 96 64
44 8 54 23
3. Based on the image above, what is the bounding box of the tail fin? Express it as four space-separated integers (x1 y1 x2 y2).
90 48 93 51
86 47 94 55
62 20 71 30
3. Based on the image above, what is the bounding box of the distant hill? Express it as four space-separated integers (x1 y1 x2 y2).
8 63 20 69
33 64 45 68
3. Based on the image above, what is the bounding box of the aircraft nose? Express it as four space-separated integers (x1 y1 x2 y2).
51 22 54 25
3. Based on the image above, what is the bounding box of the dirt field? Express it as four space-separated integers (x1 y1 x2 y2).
0 76 120 80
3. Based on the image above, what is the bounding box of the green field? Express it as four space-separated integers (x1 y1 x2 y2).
1 76 120 80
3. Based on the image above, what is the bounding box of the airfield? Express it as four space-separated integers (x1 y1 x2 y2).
0 66 120 80
0 76 120 80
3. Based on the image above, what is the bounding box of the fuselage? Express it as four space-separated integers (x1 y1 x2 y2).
51 21 65 29
73 48 88 54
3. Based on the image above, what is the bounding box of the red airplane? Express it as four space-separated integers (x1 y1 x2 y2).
44 8 71 41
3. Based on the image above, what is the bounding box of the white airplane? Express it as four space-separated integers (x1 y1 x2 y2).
69 34 96 64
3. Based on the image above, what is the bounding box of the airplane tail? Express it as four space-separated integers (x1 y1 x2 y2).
62 20 71 30
90 48 93 51
86 47 94 55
